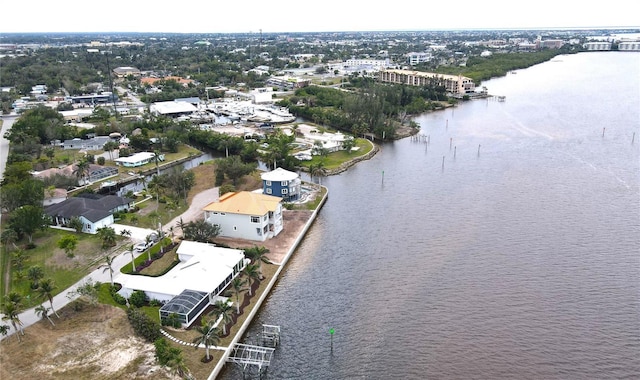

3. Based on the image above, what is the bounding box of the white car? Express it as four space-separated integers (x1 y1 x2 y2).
134 242 149 252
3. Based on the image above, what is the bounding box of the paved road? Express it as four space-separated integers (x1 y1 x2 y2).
0 114 17 182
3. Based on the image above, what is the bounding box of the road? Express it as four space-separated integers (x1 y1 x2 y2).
0 114 17 183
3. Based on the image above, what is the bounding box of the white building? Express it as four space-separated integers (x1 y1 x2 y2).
114 152 161 167
203 191 283 242
116 240 248 327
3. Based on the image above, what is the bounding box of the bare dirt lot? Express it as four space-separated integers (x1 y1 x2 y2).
0 304 177 380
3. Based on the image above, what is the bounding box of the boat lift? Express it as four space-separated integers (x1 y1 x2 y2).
227 324 281 378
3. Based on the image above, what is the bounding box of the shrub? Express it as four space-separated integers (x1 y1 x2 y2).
129 290 148 308
127 308 161 342
155 337 183 366
112 292 127 305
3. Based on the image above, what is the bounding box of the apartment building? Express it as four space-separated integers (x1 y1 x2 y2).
379 69 475 95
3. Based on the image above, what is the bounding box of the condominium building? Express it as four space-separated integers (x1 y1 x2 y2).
379 69 475 95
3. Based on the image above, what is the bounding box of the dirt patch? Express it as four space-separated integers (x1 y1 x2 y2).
0 304 177 380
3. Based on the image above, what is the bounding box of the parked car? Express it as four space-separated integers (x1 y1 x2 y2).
134 242 149 252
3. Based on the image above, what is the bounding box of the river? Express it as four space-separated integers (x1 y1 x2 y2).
220 52 640 380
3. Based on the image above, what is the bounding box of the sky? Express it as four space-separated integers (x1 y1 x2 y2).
1 0 638 34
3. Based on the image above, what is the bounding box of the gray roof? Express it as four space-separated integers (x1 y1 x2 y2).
45 195 132 223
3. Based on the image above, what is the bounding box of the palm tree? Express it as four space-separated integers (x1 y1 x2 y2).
0 324 9 337
244 246 270 277
1 301 24 342
212 300 234 335
192 320 221 361
243 263 261 296
310 162 327 185
101 255 116 286
97 227 117 249
120 229 132 238
153 150 162 176
145 234 153 261
27 265 44 289
177 217 186 236
230 277 247 314
73 159 91 185
37 278 59 318
35 304 55 326
103 140 118 161
126 244 136 273
166 351 189 378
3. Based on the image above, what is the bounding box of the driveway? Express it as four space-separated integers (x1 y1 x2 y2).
109 224 158 243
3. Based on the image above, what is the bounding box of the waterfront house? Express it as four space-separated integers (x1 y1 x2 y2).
203 191 283 242
114 152 161 168
116 240 248 327
261 167 301 202
44 194 133 234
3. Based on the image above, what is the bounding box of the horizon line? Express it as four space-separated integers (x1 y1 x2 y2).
1 26 640 35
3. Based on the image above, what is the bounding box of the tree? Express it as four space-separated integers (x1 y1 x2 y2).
9 205 49 244
212 300 234 335
73 159 91 185
216 156 256 187
0 324 9 337
101 255 116 286
67 279 99 306
182 220 220 243
244 245 270 276
126 244 136 272
243 263 261 296
35 304 55 326
27 265 44 289
192 320 221 361
68 216 83 233
96 226 117 249
145 234 153 262
57 234 78 258
37 278 60 318
120 229 132 238
2 298 24 342
230 277 247 314
342 137 356 153
153 150 162 176
1 228 19 252
309 162 328 185
103 140 118 161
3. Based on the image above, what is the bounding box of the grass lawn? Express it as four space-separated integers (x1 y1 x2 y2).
2 228 128 308
300 138 373 170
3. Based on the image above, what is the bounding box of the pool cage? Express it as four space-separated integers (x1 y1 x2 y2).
159 289 209 326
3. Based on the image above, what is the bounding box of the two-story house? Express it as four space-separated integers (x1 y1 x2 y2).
203 191 283 242
261 167 301 202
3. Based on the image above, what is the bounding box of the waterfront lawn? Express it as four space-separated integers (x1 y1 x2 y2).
301 138 373 170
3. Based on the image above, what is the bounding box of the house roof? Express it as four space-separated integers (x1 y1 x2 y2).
45 194 132 222
261 167 299 182
203 191 282 216
118 240 246 297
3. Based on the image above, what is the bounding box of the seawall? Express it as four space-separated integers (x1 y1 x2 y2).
208 186 329 379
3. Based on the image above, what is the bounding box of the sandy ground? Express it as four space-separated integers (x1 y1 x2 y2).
0 305 178 380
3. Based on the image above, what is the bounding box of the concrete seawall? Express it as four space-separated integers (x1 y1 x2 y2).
208 186 329 379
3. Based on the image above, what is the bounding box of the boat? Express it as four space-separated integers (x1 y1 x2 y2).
100 180 117 188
